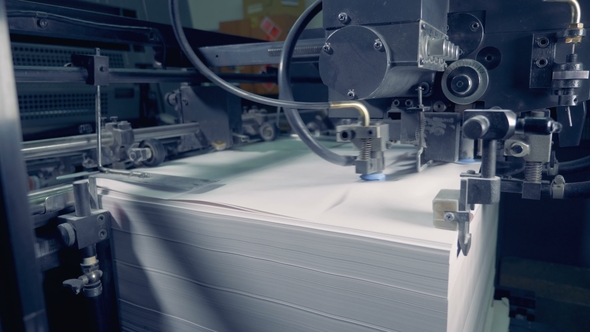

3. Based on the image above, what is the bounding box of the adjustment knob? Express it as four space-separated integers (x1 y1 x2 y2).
57 223 76 247
463 115 490 139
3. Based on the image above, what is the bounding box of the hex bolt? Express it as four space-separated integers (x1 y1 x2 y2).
444 212 455 221
509 142 530 157
374 39 384 51
37 19 48 28
338 12 349 24
347 90 356 99
322 43 332 54
511 144 524 154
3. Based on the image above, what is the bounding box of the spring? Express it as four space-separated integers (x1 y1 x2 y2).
524 162 543 183
414 115 425 148
359 138 372 161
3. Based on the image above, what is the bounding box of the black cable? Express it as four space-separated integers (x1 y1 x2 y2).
563 180 590 198
559 155 590 174
278 1 356 166
168 0 330 110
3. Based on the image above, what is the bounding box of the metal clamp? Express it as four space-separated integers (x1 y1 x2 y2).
551 175 566 199
444 211 472 256
71 48 109 86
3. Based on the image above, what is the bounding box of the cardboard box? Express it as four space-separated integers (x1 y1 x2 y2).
219 19 251 39
243 0 305 19
219 14 297 94
220 15 297 42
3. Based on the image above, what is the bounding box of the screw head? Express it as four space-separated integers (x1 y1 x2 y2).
419 58 425 65
421 23 427 29
338 12 349 24
470 21 480 31
373 39 384 51
511 144 524 154
37 19 48 28
347 90 356 99
322 43 332 54
444 212 455 221
98 229 108 240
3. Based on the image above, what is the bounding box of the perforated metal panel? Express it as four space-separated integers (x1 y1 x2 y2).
11 43 125 68
18 93 108 121
14 42 146 138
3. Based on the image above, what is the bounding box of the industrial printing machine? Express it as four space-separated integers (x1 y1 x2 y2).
1 0 590 331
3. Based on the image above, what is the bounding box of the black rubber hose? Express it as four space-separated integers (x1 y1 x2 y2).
563 181 590 198
559 155 590 174
168 0 329 110
278 1 356 166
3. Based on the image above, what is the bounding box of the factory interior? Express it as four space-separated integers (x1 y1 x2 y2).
1 0 590 331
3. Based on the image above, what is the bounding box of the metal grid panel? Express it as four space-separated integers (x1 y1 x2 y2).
11 43 125 68
18 93 108 121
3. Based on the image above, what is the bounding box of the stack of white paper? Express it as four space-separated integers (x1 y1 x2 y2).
97 139 498 332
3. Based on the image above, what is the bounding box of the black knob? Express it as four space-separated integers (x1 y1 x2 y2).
463 115 490 139
58 223 76 247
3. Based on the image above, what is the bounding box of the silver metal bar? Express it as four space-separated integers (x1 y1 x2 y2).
0 0 49 328
21 123 200 161
73 180 92 217
96 80 103 169
22 132 114 160
28 184 73 204
198 38 324 67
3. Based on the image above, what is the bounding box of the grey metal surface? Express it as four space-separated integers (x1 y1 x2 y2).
423 112 461 162
199 38 324 67
0 0 48 330
323 0 449 32
319 22 442 100
179 86 241 151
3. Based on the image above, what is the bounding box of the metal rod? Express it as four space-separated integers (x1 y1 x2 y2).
28 184 73 204
96 84 103 169
481 140 497 179
73 180 92 217
22 133 114 161
22 123 200 161
13 66 322 84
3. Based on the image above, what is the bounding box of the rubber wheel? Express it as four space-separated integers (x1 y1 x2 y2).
139 138 167 167
259 121 278 141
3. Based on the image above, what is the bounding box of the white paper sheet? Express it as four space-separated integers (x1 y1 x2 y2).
98 138 497 332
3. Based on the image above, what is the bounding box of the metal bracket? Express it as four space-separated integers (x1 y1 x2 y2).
71 48 109 86
58 210 111 249
444 211 472 256
551 175 566 199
